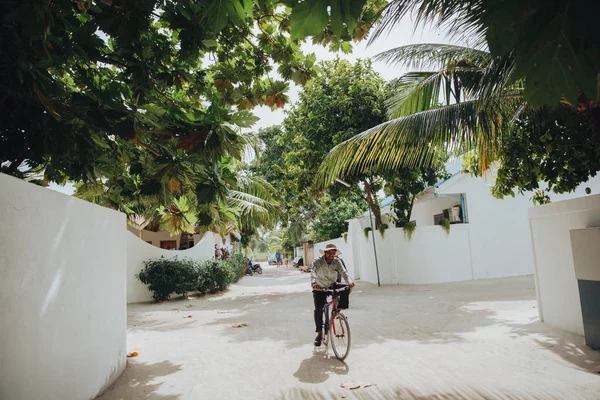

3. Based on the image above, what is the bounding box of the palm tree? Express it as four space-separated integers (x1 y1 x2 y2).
316 43 523 187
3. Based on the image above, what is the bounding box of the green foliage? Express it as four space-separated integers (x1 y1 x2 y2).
223 253 249 282
463 105 600 205
402 222 416 242
158 196 198 237
137 256 198 302
438 218 450 235
383 153 448 228
1 0 384 243
196 259 235 293
316 44 517 182
378 223 388 238
342 232 348 243
371 0 600 107
137 255 246 301
481 0 599 107
363 227 372 239
251 58 388 239
308 195 367 243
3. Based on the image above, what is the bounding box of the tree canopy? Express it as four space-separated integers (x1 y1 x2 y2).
0 0 385 239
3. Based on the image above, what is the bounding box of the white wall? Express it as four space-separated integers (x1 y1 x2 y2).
440 172 600 280
127 231 215 303
410 195 461 226
438 174 535 279
347 225 472 285
344 172 600 287
0 174 126 400
392 225 473 284
528 194 600 336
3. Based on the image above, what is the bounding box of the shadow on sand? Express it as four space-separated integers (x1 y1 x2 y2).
97 360 183 400
293 352 349 383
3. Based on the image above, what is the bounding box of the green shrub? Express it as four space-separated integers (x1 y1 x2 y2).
137 256 198 302
403 222 416 242
196 260 235 294
379 223 388 238
439 218 451 235
224 253 248 282
363 227 372 239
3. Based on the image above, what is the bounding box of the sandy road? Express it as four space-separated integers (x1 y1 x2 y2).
98 264 600 400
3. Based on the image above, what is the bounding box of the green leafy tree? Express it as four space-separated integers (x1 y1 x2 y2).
317 43 519 180
316 2 600 200
1 0 385 183
281 58 388 227
308 194 367 243
463 105 600 204
383 159 449 227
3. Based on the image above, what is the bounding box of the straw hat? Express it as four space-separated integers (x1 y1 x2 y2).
319 243 341 256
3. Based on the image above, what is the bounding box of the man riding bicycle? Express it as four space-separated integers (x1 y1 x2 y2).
311 243 355 346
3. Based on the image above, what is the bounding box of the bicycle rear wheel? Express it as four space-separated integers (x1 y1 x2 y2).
330 312 350 361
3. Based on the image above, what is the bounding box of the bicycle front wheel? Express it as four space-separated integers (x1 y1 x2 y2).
330 312 350 361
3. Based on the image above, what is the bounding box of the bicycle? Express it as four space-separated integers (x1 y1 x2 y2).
319 285 351 361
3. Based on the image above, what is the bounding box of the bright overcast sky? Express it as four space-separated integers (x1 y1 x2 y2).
48 16 458 196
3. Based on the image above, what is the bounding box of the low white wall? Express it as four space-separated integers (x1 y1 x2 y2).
0 174 126 400
350 225 472 285
528 194 600 335
437 174 535 280
392 225 473 284
344 171 600 288
127 232 215 303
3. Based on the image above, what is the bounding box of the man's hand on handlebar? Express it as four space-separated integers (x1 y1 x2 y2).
349 282 355 288
312 283 321 290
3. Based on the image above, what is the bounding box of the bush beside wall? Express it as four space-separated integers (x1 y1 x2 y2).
137 255 248 301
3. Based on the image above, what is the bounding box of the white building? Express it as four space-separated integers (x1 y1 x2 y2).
337 164 600 287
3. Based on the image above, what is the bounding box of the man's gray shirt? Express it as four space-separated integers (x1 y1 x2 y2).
310 256 352 288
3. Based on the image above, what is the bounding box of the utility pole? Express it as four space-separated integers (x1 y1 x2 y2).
336 179 381 287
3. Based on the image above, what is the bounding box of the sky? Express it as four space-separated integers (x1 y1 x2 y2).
48 16 456 196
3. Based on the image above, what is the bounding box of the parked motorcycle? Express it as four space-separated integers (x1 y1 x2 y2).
246 260 263 275
249 262 263 274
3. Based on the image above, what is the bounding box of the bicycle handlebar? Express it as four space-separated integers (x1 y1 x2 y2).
316 285 350 293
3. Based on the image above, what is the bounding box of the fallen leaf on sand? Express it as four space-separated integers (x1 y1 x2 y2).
186 304 195 308
217 310 230 314
183 315 193 318
127 352 139 357
231 323 248 328
341 382 375 390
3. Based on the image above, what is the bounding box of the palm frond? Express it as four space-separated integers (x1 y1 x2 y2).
369 0 487 47
375 43 490 71
386 68 488 118
235 175 277 201
227 190 271 213
315 100 508 189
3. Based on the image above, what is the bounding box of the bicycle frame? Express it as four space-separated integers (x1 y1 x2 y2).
321 287 347 341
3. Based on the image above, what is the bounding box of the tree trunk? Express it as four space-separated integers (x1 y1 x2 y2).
363 178 382 229
179 231 189 249
406 195 416 223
